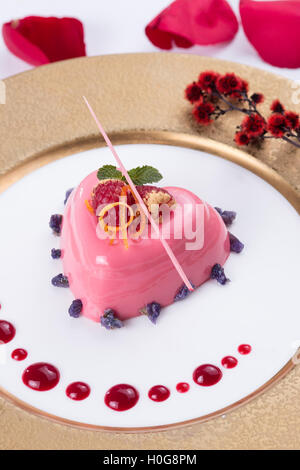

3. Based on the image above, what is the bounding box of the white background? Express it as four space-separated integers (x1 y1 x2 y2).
0 0 299 81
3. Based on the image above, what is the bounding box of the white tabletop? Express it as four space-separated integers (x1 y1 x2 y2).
0 0 298 81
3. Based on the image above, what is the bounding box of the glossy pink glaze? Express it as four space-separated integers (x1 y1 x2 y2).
61 171 230 321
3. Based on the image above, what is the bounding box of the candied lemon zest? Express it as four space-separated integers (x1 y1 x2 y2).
97 185 147 248
98 201 134 250
85 199 94 214
120 185 146 239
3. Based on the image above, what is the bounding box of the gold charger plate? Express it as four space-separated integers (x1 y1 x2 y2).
0 53 299 449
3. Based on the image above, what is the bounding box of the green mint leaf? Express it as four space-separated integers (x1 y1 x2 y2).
97 165 122 181
127 166 163 185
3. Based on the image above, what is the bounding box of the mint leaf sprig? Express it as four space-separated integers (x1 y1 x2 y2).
97 165 122 181
97 165 163 186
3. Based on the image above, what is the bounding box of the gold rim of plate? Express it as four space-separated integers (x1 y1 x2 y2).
0 53 299 444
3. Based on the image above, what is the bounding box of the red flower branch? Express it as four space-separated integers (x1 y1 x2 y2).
185 70 300 150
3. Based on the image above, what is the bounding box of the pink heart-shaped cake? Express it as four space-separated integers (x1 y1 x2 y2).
60 170 230 322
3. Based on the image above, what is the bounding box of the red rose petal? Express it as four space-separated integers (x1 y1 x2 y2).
145 0 239 50
240 0 300 68
2 16 86 66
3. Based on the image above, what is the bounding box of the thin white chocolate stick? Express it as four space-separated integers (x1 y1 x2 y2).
83 96 194 291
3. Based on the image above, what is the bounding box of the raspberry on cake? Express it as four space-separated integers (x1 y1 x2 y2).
90 178 175 225
91 179 128 213
136 185 175 222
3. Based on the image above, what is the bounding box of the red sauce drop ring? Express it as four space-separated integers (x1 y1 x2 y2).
221 356 238 369
238 344 252 355
22 362 60 391
0 320 16 344
193 364 222 386
104 384 139 411
148 385 170 402
66 381 90 401
11 348 28 361
176 382 190 393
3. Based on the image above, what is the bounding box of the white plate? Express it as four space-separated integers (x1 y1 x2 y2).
0 143 299 430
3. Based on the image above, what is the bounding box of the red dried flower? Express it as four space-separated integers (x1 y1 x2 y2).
192 101 215 125
241 114 266 137
2 16 86 66
241 80 249 93
216 73 243 96
270 99 285 114
235 131 250 146
198 71 220 92
230 79 249 99
185 82 203 103
285 111 299 130
267 113 287 137
251 93 264 104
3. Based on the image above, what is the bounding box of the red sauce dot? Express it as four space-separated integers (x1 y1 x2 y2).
105 384 139 411
22 362 60 391
176 382 190 393
221 356 238 369
0 320 16 344
11 348 27 361
193 364 222 386
238 344 252 355
148 385 170 402
66 382 90 401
